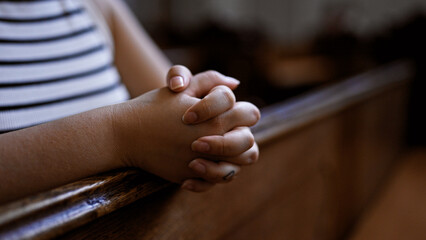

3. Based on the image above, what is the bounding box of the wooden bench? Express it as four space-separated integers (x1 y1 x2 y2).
0 61 413 240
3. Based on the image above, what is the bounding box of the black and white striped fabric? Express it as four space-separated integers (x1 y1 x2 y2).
0 0 130 133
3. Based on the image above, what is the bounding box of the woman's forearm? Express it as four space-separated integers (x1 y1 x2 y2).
0 106 123 204
0 75 260 203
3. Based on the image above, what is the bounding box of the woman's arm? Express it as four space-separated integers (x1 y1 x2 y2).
0 106 121 204
0 81 259 204
91 0 171 97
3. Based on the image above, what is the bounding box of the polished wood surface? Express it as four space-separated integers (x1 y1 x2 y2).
0 61 413 239
0 170 170 240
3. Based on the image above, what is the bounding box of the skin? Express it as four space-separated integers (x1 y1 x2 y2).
114 84 260 184
0 0 260 204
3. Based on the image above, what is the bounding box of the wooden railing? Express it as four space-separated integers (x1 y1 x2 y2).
0 61 413 240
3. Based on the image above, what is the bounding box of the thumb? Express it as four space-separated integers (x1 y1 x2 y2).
166 65 193 92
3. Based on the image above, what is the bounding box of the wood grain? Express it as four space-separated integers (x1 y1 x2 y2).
0 61 413 240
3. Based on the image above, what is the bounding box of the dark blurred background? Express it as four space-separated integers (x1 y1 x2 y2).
124 0 426 146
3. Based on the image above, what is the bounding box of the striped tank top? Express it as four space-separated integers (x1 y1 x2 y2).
0 0 130 133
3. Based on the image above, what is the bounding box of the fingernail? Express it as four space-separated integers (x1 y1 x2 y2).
170 76 184 90
181 181 194 190
189 160 207 174
182 111 198 124
227 77 240 85
191 140 210 153
223 170 236 181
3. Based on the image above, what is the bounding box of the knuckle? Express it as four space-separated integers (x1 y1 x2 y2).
220 87 236 105
241 150 256 165
240 156 253 165
233 103 251 119
204 70 221 81
243 102 261 122
211 85 235 106
199 100 213 118
252 145 260 163
252 151 259 163
240 146 259 165
253 108 261 122
247 133 255 148
210 115 226 134
241 127 255 146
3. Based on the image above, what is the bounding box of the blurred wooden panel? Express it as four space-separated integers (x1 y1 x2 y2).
321 86 408 239
348 149 426 240
222 87 407 240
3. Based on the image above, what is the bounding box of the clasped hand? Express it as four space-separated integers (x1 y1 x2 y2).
113 66 260 192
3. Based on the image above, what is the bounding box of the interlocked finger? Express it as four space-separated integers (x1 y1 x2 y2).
188 158 240 183
219 142 259 165
192 127 254 157
181 179 215 192
183 85 235 124
214 101 260 132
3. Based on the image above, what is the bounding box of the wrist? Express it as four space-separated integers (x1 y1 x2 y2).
107 103 131 169
108 100 149 169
